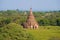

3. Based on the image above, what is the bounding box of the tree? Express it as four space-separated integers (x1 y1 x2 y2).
0 23 34 40
56 19 60 26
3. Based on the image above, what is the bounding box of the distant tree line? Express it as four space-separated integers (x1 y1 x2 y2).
0 10 60 27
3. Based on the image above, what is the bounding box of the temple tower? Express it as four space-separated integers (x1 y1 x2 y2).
23 8 39 29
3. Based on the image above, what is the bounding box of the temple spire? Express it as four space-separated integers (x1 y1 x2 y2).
30 8 33 15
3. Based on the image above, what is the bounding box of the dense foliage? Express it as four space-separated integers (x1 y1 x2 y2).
0 23 34 40
0 10 60 26
0 10 60 40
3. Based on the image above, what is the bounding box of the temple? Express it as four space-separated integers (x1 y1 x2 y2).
23 8 39 29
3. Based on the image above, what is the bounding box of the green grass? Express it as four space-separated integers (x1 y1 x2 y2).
26 26 60 40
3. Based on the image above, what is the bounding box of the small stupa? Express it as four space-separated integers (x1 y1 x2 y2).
23 8 38 29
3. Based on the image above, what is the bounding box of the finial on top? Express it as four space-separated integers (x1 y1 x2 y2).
30 8 32 11
30 8 32 12
30 8 32 9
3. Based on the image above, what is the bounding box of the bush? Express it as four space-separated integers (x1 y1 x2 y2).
0 23 34 40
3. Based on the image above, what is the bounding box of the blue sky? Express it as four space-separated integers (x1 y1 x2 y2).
0 0 60 11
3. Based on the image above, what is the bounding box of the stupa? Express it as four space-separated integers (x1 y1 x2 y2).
23 8 38 29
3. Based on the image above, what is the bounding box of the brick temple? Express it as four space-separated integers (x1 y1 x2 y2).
23 8 39 29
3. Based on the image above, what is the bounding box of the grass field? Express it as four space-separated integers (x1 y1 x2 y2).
26 26 60 40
